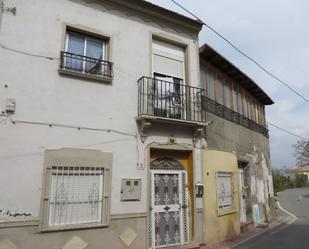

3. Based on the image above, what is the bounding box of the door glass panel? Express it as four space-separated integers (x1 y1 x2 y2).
155 211 180 247
67 33 84 71
154 174 179 205
153 74 183 119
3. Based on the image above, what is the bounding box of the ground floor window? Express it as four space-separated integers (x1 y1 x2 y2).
216 172 233 211
40 148 112 231
48 166 104 227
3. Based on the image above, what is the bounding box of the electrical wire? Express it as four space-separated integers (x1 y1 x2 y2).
267 121 308 140
0 43 59 60
0 23 308 141
10 118 137 137
170 0 309 103
0 137 135 160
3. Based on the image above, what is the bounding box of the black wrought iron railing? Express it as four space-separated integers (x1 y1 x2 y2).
138 76 206 123
201 96 269 137
60 51 113 79
137 76 269 137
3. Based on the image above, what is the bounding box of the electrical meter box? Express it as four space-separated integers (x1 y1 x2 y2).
121 178 141 201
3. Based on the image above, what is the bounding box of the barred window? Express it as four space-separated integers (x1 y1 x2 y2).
40 149 112 231
216 172 233 210
48 166 104 227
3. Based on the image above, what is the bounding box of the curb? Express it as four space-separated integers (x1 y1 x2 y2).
230 216 294 248
276 200 297 219
229 200 297 248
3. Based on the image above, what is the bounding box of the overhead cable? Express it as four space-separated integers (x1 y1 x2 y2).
170 0 309 103
267 121 308 140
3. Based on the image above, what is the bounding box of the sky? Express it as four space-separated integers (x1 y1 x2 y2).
149 0 309 169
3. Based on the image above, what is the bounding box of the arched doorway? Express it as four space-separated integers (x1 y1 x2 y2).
149 157 189 248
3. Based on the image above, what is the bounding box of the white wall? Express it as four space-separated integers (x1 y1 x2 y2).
0 0 200 218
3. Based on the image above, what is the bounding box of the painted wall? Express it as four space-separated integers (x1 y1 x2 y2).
0 216 147 249
204 112 274 222
201 150 240 245
0 0 200 219
0 0 205 247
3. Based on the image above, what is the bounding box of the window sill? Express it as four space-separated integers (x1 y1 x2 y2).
59 69 113 83
40 222 109 233
217 208 238 217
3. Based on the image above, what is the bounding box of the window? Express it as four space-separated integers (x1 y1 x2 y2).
200 64 206 89
153 73 183 119
60 30 112 80
217 172 233 211
207 68 215 100
261 106 266 126
246 95 251 119
232 83 238 113
238 88 244 115
152 38 185 80
40 148 112 231
201 64 268 132
217 76 224 105
225 80 231 109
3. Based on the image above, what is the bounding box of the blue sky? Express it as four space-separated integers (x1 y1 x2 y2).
149 0 309 168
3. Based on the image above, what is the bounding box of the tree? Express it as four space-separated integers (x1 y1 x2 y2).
293 140 309 166
294 174 308 188
272 169 289 193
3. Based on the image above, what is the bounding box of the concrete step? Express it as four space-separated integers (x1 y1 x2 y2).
162 244 202 249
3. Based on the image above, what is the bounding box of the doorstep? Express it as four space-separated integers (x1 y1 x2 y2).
160 243 201 249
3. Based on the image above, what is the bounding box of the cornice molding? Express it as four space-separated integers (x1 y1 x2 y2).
85 0 202 38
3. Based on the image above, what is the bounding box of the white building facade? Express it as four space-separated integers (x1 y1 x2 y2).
0 1 205 248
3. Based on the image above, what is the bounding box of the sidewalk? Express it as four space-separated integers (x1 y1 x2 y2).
200 210 295 249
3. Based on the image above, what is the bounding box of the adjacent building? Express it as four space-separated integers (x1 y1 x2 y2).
199 44 275 243
0 0 274 249
286 164 309 181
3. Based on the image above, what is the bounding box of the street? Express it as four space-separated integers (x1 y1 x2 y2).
234 188 309 249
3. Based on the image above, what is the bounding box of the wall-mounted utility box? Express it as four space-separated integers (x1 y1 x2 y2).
121 178 141 201
5 98 16 113
195 183 204 198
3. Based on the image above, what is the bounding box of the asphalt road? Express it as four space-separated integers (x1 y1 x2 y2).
234 188 309 249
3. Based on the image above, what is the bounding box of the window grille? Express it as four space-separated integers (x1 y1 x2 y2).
40 148 112 231
217 172 233 210
47 166 104 228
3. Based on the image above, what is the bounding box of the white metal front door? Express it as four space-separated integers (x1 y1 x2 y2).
150 170 189 248
239 169 247 223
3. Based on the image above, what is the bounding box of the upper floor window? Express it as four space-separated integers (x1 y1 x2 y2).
200 63 266 127
232 83 238 113
59 29 113 81
152 38 185 80
217 76 224 105
207 68 215 101
225 80 232 109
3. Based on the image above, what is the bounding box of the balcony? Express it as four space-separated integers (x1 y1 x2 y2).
137 76 269 138
201 96 269 137
59 51 113 82
137 76 207 136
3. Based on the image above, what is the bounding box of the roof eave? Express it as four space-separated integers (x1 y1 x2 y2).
106 0 203 34
199 44 274 105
